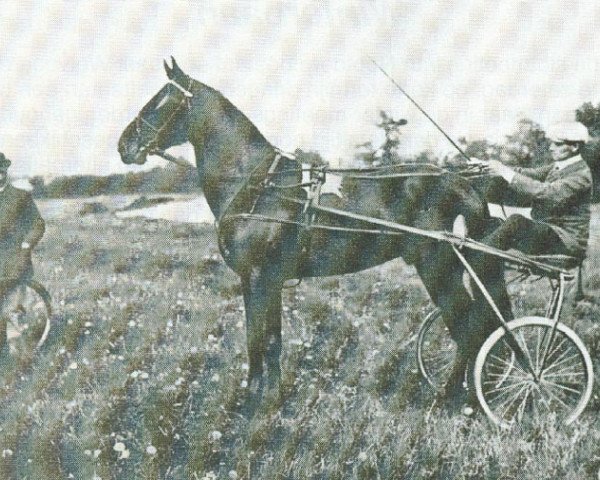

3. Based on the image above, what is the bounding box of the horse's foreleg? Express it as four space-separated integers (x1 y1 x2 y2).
242 268 284 396
265 287 282 391
242 272 267 396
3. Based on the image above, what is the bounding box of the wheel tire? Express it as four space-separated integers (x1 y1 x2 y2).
5 280 52 351
474 316 593 427
416 308 458 391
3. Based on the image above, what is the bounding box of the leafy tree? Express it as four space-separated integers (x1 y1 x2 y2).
502 119 551 167
450 119 551 168
353 111 408 167
293 148 328 167
576 102 600 136
576 102 600 201
353 141 377 166
409 150 438 164
455 137 502 161
377 111 408 165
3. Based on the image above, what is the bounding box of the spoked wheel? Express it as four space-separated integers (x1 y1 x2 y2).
474 317 593 427
5 280 52 352
416 308 459 391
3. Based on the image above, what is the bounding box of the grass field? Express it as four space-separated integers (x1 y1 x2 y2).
1 202 600 479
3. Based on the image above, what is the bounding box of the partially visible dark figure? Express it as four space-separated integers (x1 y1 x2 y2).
0 153 45 358
479 121 592 259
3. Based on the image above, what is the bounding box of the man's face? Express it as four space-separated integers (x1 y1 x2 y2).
549 140 577 161
0 170 8 186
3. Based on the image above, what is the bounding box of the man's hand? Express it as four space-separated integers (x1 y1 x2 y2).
468 158 515 182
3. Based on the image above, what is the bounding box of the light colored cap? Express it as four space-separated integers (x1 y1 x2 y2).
546 122 589 143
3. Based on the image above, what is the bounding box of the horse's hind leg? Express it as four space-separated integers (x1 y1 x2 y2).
415 244 473 404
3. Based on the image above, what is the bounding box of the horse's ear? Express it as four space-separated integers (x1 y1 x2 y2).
164 59 174 79
170 56 186 78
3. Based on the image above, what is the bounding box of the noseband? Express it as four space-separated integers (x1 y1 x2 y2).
135 78 194 155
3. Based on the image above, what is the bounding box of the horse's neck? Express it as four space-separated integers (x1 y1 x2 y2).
181 81 269 218
188 89 274 219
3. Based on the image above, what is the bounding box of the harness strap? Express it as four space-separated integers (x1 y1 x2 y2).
136 78 194 154
169 79 194 98
218 152 284 224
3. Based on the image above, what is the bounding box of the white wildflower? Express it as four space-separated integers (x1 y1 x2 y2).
209 430 222 441
69 362 78 370
113 442 126 452
146 445 157 455
2 449 13 458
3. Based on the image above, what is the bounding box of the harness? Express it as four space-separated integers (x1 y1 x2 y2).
134 79 194 157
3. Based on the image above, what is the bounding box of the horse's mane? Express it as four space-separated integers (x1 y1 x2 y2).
190 78 272 150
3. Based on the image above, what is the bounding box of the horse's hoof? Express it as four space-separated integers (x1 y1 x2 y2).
437 382 468 413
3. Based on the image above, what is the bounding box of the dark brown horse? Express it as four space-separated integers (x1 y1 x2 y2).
118 58 511 403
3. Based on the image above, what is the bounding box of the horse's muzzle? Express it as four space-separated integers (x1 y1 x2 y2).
119 148 147 165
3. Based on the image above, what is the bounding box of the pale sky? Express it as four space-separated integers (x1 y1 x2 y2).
1 0 600 177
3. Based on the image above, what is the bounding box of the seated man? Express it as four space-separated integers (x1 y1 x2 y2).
480 122 592 260
0 153 45 358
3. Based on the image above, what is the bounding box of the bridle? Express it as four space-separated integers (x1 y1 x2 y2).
134 78 194 156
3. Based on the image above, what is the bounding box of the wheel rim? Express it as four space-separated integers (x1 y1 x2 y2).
475 317 593 427
417 309 457 390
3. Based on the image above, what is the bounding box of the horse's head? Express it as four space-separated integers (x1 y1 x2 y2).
118 57 193 165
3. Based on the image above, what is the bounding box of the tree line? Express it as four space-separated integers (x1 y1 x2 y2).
30 163 199 198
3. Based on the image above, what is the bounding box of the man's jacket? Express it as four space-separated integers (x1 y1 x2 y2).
509 156 592 258
0 185 45 280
